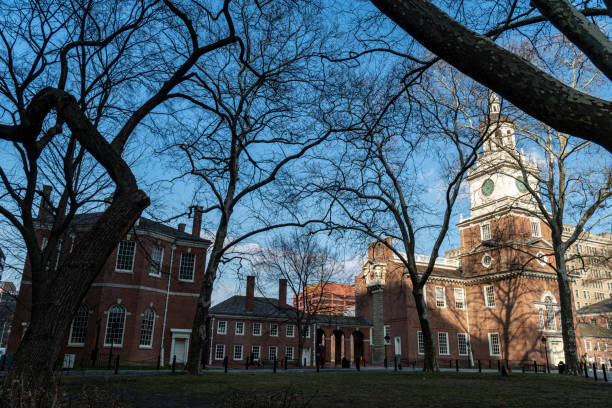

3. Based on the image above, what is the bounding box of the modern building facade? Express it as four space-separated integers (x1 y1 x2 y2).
292 282 356 316
8 190 210 367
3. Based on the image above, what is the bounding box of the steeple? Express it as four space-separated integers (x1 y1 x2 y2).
488 92 501 115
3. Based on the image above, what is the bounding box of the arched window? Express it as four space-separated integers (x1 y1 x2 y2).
104 305 126 346
545 297 556 330
139 308 155 347
69 304 89 345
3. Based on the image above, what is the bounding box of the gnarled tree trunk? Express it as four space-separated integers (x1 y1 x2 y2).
413 287 438 372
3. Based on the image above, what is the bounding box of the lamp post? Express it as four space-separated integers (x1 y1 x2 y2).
384 335 390 369
541 336 550 374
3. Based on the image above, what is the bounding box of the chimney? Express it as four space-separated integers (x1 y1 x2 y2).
278 279 287 310
178 223 186 233
191 206 203 238
246 276 255 313
38 185 53 218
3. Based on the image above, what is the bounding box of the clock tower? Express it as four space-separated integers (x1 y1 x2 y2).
467 93 539 219
457 93 553 276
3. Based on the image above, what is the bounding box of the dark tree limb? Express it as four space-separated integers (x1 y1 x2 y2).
370 0 612 152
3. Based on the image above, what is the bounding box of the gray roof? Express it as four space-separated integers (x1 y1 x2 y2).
210 295 371 327
578 322 612 339
577 298 612 316
39 212 210 244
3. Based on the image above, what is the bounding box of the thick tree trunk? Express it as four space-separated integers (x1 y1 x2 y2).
185 273 214 375
2 189 149 406
413 288 438 372
555 255 581 375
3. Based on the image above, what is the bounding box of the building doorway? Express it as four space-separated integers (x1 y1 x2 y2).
352 331 364 364
170 328 191 365
549 338 564 366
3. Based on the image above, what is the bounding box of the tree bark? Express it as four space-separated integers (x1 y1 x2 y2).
554 253 581 375
413 288 438 372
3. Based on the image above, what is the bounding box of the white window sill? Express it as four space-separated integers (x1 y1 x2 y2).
67 343 85 348
178 279 194 283
115 269 134 274
149 274 162 279
253 333 261 336
217 332 227 335
138 345 153 350
103 344 123 348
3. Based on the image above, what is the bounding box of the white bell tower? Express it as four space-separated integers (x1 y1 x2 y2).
466 93 539 218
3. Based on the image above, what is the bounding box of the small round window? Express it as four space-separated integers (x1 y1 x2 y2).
536 252 548 266
481 253 493 268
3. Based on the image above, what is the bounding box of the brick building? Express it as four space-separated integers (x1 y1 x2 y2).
355 95 611 369
564 228 612 309
292 282 356 316
8 194 210 367
0 282 16 349
208 276 371 368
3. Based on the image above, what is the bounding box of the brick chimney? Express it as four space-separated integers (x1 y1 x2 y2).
191 206 203 238
38 185 53 218
278 279 287 310
246 276 255 313
178 223 186 233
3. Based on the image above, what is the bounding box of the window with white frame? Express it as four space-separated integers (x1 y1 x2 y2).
384 325 391 344
252 322 262 336
235 322 245 335
417 331 424 355
484 285 496 307
286 324 295 337
269 346 278 360
149 245 163 277
69 304 89 345
252 345 261 360
586 340 592 351
304 325 311 338
233 345 243 360
178 253 196 281
538 309 545 329
488 333 501 356
454 288 465 309
139 308 155 347
438 332 449 355
104 305 126 346
545 297 556 330
286 347 294 360
217 321 227 335
115 241 136 272
457 333 468 356
215 344 225 360
270 323 279 337
435 287 446 308
531 220 541 237
481 224 491 240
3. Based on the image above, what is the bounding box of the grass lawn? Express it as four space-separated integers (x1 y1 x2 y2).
59 371 611 407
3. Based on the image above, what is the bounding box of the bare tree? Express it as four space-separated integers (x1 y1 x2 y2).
306 63 487 371
162 0 356 375
368 0 612 151
251 230 343 367
0 0 241 403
